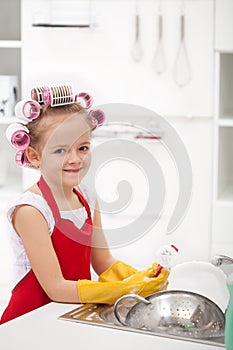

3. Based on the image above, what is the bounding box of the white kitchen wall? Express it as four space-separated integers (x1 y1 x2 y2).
109 117 214 267
21 0 214 117
18 0 216 266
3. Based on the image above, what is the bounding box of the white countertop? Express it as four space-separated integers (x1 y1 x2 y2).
0 302 225 350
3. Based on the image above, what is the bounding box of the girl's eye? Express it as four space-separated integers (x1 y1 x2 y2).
54 148 66 154
79 145 89 152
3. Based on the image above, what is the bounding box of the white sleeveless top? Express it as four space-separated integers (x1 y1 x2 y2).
7 183 97 286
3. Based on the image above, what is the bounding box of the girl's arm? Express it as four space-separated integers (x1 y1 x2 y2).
91 201 116 276
12 204 81 303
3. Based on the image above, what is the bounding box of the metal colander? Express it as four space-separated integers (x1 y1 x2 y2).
114 290 225 338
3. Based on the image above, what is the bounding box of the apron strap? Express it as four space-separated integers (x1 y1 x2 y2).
37 176 92 220
38 176 61 220
73 188 92 219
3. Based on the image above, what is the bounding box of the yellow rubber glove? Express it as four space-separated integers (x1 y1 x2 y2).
78 262 170 304
98 260 138 282
127 263 170 297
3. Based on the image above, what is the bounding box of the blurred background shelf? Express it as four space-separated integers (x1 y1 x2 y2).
0 41 22 48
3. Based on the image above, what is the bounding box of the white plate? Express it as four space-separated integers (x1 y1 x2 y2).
167 261 229 311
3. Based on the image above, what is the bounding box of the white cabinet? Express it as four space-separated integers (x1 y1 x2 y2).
0 1 23 292
0 0 21 41
217 53 233 202
215 0 233 52
218 54 233 121
213 0 233 248
212 52 233 256
0 0 22 195
0 0 21 96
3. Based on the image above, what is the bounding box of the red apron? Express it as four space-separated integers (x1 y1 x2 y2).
0 176 93 324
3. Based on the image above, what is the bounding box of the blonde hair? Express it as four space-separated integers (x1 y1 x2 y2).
26 103 95 151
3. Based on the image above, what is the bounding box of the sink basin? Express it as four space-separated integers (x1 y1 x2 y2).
59 300 225 347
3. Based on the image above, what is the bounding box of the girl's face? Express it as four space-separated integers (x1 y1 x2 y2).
37 113 92 190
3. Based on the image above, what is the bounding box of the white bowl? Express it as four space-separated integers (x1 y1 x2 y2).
167 261 229 311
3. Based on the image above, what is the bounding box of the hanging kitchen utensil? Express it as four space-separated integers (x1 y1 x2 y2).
173 1 191 87
131 0 143 62
152 0 166 74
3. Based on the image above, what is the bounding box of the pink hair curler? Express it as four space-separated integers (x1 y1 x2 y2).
31 87 44 104
6 123 30 150
15 150 30 167
75 92 93 109
15 100 41 121
89 109 106 127
42 87 51 105
42 85 75 106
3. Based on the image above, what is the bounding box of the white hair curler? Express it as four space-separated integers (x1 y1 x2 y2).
15 100 41 121
30 85 94 109
6 123 30 150
42 85 75 106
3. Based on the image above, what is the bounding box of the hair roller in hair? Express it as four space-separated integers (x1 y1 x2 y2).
75 92 93 109
89 109 106 127
15 150 30 167
31 87 45 104
42 85 75 106
41 87 51 105
6 123 30 150
15 100 41 121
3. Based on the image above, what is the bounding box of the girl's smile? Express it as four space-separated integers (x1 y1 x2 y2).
63 168 81 173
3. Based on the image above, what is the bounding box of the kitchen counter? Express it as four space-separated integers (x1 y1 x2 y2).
0 303 225 350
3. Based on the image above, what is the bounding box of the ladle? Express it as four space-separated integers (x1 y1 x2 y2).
131 0 143 62
152 0 166 74
173 0 191 87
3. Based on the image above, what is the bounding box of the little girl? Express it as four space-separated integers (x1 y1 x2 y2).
0 85 169 324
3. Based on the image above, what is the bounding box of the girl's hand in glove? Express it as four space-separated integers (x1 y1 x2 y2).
77 261 170 304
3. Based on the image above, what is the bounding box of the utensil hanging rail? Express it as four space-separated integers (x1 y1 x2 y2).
32 23 91 28
93 130 162 141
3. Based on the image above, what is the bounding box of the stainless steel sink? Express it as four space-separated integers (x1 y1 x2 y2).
59 302 225 347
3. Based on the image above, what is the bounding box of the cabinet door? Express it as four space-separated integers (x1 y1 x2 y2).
215 0 233 51
0 0 21 41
